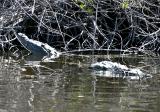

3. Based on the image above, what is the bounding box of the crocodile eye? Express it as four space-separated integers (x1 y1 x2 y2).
41 44 45 47
48 50 51 53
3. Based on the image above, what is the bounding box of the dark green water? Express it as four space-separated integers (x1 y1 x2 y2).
0 53 160 112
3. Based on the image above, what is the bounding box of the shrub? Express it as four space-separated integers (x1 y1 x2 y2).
0 0 159 52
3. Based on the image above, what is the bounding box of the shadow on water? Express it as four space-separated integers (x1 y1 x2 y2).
0 52 160 112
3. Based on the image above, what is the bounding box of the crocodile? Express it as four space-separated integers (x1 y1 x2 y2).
90 61 152 80
14 32 61 60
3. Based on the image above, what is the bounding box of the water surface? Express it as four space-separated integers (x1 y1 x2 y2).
0 53 160 112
